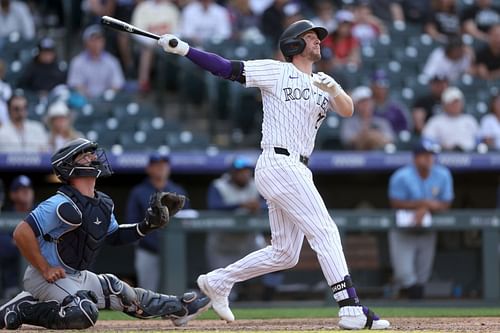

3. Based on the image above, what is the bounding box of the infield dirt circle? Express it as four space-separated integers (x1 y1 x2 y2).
19 318 500 331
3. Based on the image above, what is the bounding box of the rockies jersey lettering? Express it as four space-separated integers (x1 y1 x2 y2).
244 60 331 157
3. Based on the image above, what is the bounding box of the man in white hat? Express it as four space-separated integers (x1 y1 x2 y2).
340 86 395 150
45 101 83 152
422 87 479 151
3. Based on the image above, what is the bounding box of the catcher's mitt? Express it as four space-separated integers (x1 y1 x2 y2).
159 192 186 217
141 192 186 233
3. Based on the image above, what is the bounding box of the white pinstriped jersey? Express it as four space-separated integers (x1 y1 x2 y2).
243 60 331 157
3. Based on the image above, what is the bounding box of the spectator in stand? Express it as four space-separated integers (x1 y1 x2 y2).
320 10 361 71
67 25 125 99
352 0 387 46
479 94 500 151
0 92 49 152
0 0 35 40
367 0 407 24
310 0 337 34
0 60 12 127
370 69 410 134
131 0 179 92
44 101 84 152
82 0 137 76
425 0 461 43
178 0 231 46
126 152 188 291
474 24 500 80
227 0 261 41
412 74 449 135
422 87 479 152
422 36 473 83
461 0 500 43
17 37 67 96
340 86 395 150
260 0 302 45
248 0 273 16
388 141 453 299
390 0 432 26
0 175 35 301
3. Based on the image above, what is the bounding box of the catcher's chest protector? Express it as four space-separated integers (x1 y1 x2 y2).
50 185 113 271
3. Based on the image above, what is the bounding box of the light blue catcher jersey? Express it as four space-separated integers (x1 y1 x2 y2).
27 193 119 272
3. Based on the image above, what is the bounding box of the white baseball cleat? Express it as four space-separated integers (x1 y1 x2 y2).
196 274 234 322
338 306 390 330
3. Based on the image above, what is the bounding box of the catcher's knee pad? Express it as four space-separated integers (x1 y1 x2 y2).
98 273 137 310
17 290 99 329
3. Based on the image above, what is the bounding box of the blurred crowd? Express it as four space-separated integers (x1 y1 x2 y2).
0 0 498 153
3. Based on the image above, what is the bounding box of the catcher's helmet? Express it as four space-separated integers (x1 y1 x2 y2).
51 138 113 183
279 20 328 62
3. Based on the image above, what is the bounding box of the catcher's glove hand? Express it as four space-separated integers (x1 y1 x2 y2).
139 192 186 234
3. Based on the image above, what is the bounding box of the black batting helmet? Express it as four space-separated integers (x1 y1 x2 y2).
51 138 113 183
279 20 328 62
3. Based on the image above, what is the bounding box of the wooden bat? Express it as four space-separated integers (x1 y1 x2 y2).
100 15 178 47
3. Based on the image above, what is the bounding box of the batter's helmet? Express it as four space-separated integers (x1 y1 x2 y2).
279 20 328 62
51 138 113 183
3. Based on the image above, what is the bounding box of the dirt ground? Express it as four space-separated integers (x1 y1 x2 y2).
20 318 500 331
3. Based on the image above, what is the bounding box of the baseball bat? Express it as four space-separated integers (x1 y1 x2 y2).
100 16 178 47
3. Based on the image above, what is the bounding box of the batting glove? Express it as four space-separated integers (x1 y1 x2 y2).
312 72 343 98
158 34 190 56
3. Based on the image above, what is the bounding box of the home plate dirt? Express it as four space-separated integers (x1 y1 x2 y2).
19 318 500 331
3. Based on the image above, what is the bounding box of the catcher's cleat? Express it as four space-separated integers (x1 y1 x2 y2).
197 274 234 322
170 291 211 327
338 306 390 330
0 291 35 330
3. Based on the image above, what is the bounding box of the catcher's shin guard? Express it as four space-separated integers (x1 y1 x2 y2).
98 273 199 320
4 290 99 330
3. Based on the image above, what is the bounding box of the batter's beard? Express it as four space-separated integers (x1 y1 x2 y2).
305 49 321 62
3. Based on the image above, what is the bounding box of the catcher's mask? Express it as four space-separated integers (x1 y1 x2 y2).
51 138 113 183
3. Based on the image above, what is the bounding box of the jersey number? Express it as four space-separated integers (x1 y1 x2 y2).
315 113 326 129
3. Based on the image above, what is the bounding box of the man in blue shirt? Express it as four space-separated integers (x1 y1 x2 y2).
126 152 188 291
388 141 454 299
0 138 209 330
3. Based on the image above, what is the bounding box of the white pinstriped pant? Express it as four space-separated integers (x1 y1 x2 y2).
206 148 349 296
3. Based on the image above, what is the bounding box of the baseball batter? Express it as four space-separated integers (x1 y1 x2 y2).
0 138 210 330
158 20 390 330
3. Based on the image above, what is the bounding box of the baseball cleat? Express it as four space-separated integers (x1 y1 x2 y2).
170 291 211 327
0 291 35 330
338 306 390 330
197 274 234 322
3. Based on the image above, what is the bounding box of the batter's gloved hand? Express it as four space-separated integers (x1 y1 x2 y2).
312 72 343 98
158 34 190 56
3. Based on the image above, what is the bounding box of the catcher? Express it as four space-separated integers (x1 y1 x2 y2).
0 138 210 330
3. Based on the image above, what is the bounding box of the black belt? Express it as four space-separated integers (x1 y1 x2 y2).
274 147 309 166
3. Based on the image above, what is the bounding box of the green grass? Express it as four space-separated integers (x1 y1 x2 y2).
99 306 500 320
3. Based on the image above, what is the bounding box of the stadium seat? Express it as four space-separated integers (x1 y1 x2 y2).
120 130 167 150
166 130 210 150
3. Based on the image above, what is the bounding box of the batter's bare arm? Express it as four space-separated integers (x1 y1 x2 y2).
13 221 66 283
